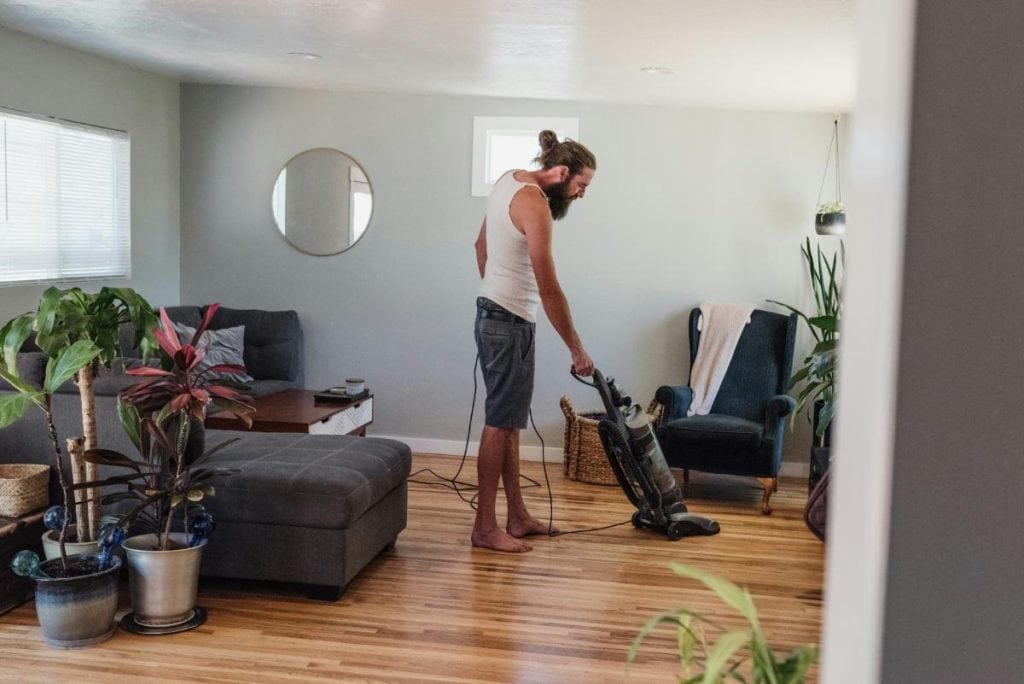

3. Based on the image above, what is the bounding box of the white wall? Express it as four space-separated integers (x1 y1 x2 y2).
0 27 181 318
180 84 836 464
877 0 1024 680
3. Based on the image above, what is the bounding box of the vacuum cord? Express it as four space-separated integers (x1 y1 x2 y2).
407 353 630 537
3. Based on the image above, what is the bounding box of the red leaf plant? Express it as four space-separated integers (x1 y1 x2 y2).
120 304 255 427
115 304 256 548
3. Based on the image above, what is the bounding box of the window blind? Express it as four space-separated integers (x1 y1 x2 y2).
0 109 130 285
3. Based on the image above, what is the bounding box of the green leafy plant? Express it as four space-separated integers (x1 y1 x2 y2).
768 237 843 444
629 563 818 683
815 201 845 215
0 286 157 560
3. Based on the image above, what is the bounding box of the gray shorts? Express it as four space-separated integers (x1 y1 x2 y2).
474 297 535 429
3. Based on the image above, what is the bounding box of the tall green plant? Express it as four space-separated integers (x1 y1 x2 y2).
768 237 843 445
0 286 158 543
629 563 818 683
0 340 103 568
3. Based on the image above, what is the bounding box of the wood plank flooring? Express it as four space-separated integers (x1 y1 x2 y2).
0 453 825 683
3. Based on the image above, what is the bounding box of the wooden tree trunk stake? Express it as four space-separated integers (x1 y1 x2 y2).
76 362 101 542
67 437 89 543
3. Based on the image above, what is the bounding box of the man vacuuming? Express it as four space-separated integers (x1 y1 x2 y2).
472 130 596 553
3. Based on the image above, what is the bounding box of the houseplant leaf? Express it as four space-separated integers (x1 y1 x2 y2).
0 366 39 396
82 448 146 472
1 314 35 372
700 630 752 684
117 399 143 451
777 646 819 684
0 392 40 428
43 339 102 393
669 562 760 628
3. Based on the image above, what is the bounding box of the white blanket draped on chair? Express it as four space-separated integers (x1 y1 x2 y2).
687 302 755 416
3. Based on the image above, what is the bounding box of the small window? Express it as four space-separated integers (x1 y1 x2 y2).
0 108 131 286
471 116 580 197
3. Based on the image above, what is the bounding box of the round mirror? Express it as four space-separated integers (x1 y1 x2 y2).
271 148 374 256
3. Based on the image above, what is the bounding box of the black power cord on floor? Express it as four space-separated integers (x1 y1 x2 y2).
407 353 630 538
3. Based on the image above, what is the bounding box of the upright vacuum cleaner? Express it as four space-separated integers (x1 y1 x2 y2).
573 368 720 540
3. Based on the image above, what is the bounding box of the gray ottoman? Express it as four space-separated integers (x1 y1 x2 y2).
198 431 411 600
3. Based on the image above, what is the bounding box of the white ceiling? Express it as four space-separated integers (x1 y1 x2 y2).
0 0 856 112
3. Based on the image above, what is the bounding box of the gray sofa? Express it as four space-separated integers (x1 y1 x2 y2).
0 305 410 600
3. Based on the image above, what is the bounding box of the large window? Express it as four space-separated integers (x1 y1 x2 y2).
0 109 130 285
471 116 579 197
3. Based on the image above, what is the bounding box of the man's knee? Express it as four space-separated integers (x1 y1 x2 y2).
483 425 519 445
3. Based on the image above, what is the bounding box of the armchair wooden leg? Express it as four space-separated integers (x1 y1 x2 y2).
756 477 777 515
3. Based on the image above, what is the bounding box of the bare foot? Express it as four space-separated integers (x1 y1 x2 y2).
507 517 558 538
471 528 532 553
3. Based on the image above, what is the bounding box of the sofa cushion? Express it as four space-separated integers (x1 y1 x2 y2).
172 323 253 384
206 307 302 382
0 352 47 390
203 432 411 530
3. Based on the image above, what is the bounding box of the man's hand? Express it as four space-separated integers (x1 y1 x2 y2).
571 347 594 377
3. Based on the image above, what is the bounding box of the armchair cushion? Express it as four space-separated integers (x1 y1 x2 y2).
661 414 764 451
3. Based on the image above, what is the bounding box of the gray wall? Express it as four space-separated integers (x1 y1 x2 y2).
0 27 181 318
880 1 1024 680
180 83 835 462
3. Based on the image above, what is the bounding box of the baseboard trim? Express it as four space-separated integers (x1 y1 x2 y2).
377 434 811 479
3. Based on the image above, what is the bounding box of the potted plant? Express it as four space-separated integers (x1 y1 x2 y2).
815 201 846 235
629 562 818 682
769 237 843 447
0 286 158 555
2 339 124 648
85 304 254 633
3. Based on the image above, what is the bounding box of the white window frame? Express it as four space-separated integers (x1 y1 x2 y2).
0 107 131 286
471 116 580 197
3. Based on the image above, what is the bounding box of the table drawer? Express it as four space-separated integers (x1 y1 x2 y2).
309 397 373 435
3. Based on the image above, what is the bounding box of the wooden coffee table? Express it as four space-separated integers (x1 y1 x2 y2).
206 389 374 436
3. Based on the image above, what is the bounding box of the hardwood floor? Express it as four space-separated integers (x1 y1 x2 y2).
0 454 825 683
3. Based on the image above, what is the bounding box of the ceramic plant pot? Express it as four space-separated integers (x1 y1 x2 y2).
41 525 100 561
122 533 207 630
815 211 846 235
33 554 121 649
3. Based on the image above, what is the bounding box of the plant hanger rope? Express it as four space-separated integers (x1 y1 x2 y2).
816 117 842 208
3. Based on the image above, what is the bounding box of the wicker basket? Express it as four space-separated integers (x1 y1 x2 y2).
560 396 618 486
0 464 50 517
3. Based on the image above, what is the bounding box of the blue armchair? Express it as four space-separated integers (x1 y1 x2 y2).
654 308 797 514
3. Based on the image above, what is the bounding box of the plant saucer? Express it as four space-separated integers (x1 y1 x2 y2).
119 606 207 635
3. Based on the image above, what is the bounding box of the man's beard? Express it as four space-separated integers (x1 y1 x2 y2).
545 180 575 221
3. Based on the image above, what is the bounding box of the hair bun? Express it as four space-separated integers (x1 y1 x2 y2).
538 129 559 151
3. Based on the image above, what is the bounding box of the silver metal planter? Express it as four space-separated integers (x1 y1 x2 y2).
121 533 207 633
33 554 121 649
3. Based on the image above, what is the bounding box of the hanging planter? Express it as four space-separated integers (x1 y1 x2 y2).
815 201 846 235
815 118 846 236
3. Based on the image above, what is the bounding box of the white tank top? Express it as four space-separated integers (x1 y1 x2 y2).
479 171 542 322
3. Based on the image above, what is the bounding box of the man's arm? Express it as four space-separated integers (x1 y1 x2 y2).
475 218 487 278
511 188 594 376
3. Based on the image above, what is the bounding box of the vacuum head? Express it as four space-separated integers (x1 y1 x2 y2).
579 368 720 540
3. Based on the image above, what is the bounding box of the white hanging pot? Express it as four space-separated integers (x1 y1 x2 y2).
815 211 846 236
